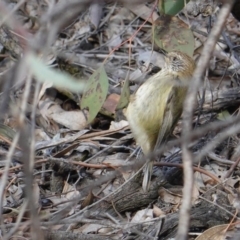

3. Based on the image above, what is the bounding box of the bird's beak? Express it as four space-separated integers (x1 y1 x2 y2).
159 48 168 56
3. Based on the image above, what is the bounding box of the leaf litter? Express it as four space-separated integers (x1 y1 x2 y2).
1 0 240 239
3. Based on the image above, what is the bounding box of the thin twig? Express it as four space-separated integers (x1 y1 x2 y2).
177 1 235 239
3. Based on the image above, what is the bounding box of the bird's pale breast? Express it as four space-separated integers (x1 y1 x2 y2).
126 70 178 154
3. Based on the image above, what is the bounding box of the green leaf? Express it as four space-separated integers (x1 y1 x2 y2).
81 65 109 123
117 79 130 110
217 110 231 121
153 15 194 57
159 0 190 16
26 53 86 92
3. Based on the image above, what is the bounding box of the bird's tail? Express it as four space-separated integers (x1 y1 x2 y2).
142 160 153 192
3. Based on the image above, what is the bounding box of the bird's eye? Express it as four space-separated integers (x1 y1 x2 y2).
173 56 178 62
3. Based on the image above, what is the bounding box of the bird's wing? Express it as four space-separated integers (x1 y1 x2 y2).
154 89 174 151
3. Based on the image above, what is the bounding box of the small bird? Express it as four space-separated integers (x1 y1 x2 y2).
126 51 195 191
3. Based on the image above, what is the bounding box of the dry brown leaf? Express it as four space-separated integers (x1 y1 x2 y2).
39 101 88 130
73 20 91 36
105 7 134 48
202 163 226 185
127 4 158 24
79 223 110 234
76 141 100 156
62 182 80 216
153 205 166 217
35 129 51 142
109 120 129 130
35 129 89 152
102 93 121 114
6 185 23 204
102 158 132 180
131 209 153 222
105 23 123 48
158 188 182 205
192 180 200 204
194 170 206 190
89 0 104 29
137 51 165 69
38 82 53 102
81 191 94 209
129 68 146 82
195 224 235 240
51 109 88 130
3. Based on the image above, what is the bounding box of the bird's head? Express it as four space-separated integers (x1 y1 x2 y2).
165 51 195 78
